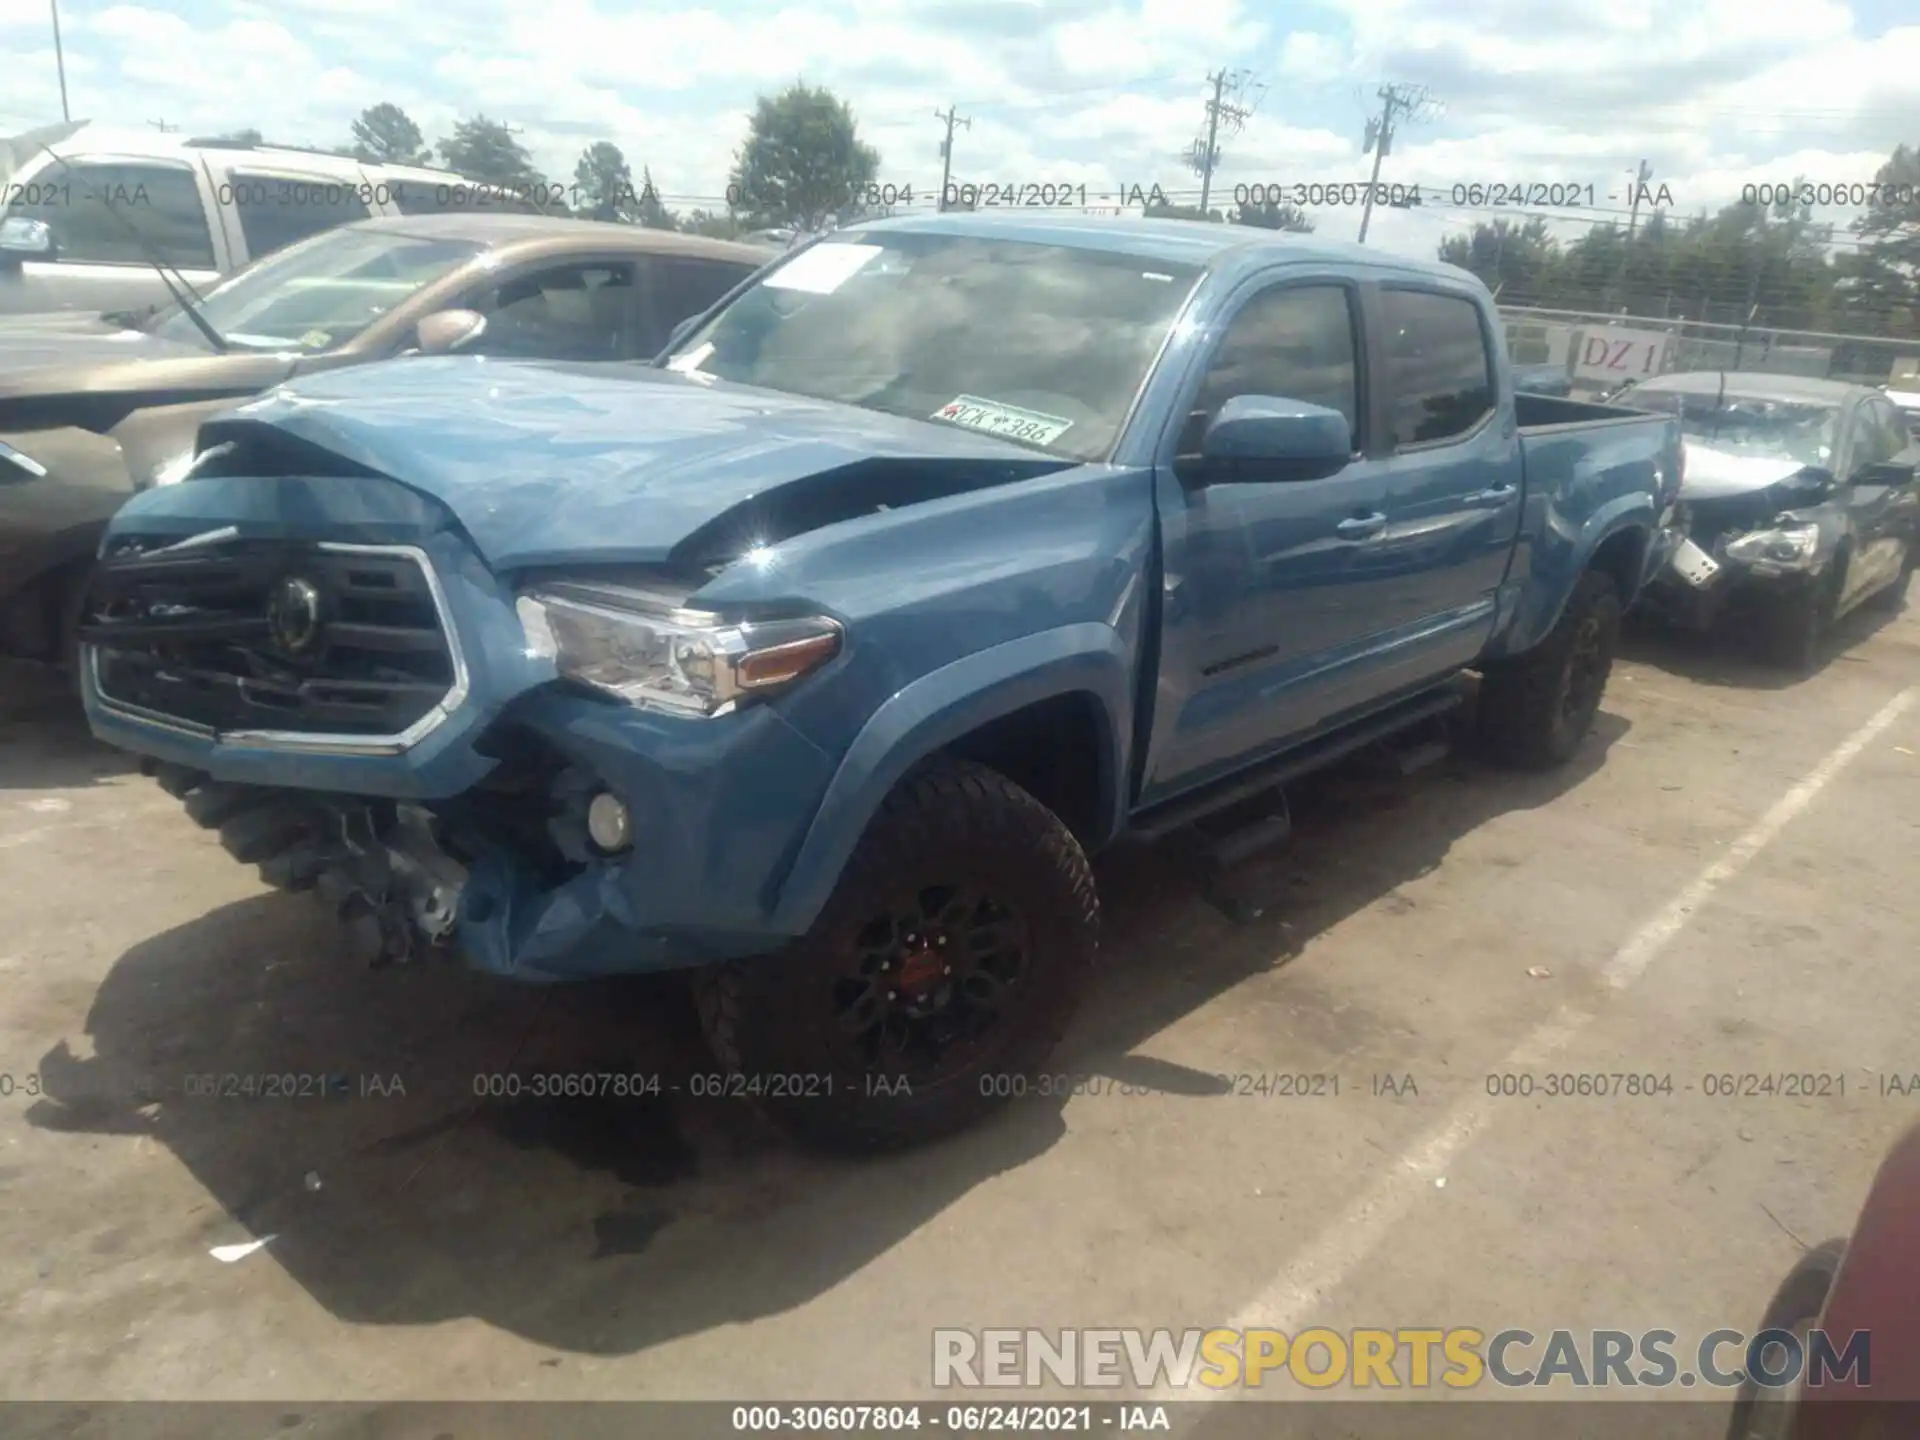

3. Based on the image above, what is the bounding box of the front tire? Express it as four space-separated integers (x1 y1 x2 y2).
1758 564 1842 673
694 758 1098 1152
1476 569 1623 771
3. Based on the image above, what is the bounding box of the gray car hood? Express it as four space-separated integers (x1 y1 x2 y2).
1679 442 1811 501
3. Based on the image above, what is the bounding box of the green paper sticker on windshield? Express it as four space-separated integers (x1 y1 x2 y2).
933 395 1073 447
298 329 331 349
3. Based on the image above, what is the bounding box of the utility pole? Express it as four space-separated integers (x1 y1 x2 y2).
147 119 178 133
1613 159 1652 310
49 0 70 121
934 105 971 211
1355 83 1431 244
1190 68 1260 216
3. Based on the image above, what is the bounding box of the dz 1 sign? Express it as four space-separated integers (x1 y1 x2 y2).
1572 327 1679 383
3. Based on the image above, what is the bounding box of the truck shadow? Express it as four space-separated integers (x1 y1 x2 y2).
24 700 1626 1358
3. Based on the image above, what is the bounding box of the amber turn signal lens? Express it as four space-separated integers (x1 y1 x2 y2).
736 631 841 690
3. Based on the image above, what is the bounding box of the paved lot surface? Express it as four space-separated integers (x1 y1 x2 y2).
1 602 1916 1423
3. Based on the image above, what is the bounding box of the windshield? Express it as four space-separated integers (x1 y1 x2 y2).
1637 388 1842 469
153 227 484 352
661 232 1203 461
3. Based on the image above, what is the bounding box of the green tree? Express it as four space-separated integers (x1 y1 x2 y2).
348 103 432 166
684 208 742 239
1439 217 1560 301
438 115 551 201
729 83 879 232
573 141 640 222
1233 198 1314 232
1840 143 1920 337
209 127 263 145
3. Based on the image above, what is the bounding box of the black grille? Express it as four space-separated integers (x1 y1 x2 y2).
83 539 456 737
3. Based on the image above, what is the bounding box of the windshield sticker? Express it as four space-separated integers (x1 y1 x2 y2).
763 243 883 295
298 329 331 349
933 395 1074 447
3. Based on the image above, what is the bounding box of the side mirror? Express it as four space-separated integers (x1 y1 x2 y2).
1197 396 1352 482
1857 458 1918 488
415 309 487 355
0 216 54 267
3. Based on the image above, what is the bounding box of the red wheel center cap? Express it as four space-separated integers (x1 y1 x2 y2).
898 947 944 996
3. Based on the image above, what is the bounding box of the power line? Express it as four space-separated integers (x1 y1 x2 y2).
933 104 971 212
1188 68 1263 215
1356 83 1437 244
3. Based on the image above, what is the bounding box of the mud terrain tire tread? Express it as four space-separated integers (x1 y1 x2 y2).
694 757 1098 1153
1476 569 1622 771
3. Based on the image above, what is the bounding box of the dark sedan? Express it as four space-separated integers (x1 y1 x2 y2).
1633 372 1919 670
0 213 774 685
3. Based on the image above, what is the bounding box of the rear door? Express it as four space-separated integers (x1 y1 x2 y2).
1365 283 1523 647
0 156 227 315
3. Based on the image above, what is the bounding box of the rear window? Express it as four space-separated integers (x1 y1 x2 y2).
1380 288 1496 446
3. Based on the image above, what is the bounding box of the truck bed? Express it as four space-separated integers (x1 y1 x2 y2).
1514 391 1672 432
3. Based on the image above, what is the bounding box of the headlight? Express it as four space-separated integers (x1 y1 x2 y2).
516 583 843 718
1724 522 1820 568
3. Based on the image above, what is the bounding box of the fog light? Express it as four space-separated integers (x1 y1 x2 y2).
586 791 633 853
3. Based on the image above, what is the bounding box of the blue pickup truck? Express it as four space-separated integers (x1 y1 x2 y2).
78 214 1681 1148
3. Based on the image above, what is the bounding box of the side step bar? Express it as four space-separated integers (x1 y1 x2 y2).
1130 680 1469 842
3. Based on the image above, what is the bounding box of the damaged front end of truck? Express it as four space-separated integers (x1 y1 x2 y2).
78 359 1070 983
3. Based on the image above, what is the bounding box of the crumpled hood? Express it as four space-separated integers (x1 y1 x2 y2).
1679 441 1811 501
197 357 1073 572
0 311 218 396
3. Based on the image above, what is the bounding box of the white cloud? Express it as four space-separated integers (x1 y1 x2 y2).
0 0 1912 266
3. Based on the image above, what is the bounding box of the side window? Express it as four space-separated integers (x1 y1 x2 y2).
1186 284 1361 453
228 173 372 261
4 161 215 269
1380 288 1495 447
467 262 635 361
641 257 756 354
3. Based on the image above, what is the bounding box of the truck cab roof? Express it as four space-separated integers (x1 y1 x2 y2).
842 211 1478 288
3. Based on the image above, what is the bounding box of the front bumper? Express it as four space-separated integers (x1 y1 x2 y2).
82 489 842 981
1639 531 1824 629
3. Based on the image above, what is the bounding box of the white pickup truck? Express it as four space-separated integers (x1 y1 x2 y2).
1 120 534 317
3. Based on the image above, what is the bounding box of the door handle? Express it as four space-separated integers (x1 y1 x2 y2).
1473 483 1519 504
1336 512 1387 539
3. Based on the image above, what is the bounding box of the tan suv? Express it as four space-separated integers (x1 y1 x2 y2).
0 119 544 317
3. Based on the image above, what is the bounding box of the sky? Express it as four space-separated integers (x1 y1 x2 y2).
2 0 1917 261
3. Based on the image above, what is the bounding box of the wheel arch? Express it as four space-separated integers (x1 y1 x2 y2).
767 624 1133 935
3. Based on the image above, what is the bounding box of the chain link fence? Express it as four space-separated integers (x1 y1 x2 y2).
1498 306 1920 396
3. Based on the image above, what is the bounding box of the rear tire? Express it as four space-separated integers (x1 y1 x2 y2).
1724 1238 1847 1440
1476 569 1622 771
693 757 1098 1152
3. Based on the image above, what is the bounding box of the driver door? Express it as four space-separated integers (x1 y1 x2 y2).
1838 397 1917 608
1140 275 1399 804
